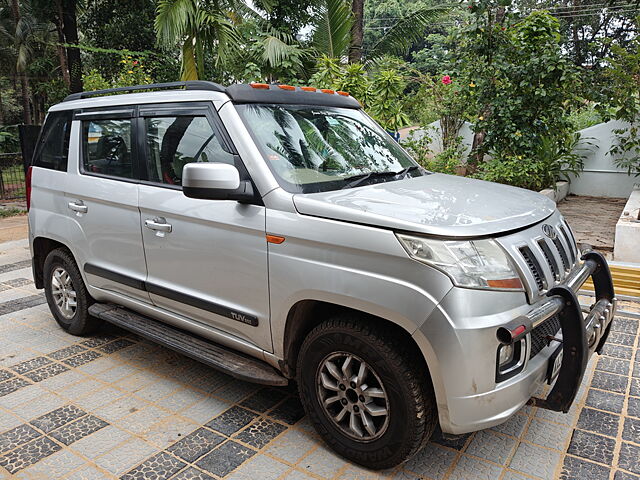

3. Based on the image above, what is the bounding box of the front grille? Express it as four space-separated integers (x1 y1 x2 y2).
558 224 576 264
520 245 545 291
538 239 560 281
530 315 561 359
552 237 570 272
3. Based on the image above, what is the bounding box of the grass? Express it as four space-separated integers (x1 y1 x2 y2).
0 207 26 218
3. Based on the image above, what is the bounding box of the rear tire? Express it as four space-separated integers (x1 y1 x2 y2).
297 314 437 469
43 248 102 335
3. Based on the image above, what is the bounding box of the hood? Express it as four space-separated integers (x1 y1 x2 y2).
292 173 556 237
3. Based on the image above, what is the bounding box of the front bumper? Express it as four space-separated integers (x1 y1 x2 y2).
422 249 616 434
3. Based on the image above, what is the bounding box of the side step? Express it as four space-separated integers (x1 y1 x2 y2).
88 303 288 386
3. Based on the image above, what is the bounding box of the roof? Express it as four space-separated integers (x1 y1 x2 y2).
59 81 361 110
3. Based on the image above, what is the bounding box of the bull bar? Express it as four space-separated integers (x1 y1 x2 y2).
496 250 616 413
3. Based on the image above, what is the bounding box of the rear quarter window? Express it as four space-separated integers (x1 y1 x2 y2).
32 111 73 171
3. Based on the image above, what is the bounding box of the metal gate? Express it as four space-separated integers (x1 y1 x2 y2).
0 153 26 200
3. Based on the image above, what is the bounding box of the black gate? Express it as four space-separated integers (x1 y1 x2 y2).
0 153 26 200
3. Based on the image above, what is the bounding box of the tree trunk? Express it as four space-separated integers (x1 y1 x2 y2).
55 0 71 87
0 93 4 125
10 0 32 125
61 0 83 93
181 36 198 81
348 0 365 63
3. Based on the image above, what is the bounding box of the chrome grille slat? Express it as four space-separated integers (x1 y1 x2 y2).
519 245 545 292
552 236 570 272
558 224 576 265
538 239 560 282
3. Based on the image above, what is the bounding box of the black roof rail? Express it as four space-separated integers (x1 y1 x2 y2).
62 80 226 102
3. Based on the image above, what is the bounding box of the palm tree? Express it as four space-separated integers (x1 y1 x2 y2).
155 0 242 80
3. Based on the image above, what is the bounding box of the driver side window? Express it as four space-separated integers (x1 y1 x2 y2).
145 115 234 186
82 119 134 179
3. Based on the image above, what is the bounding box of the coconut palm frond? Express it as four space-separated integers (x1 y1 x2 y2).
312 0 353 59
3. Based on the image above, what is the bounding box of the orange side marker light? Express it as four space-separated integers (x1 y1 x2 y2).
250 83 270 89
301 86 317 92
266 234 286 244
278 85 296 91
320 89 335 94
337 91 350 96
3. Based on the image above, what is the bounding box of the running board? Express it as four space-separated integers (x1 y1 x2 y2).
88 303 288 386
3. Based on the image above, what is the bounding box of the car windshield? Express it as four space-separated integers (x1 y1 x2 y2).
236 104 422 193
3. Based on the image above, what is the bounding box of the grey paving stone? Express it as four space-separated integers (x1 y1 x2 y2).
628 396 640 418
614 470 640 480
0 260 31 274
0 294 46 315
234 418 287 449
0 435 61 473
10 356 51 375
567 429 616 465
591 371 629 394
448 454 502 480
465 430 516 464
226 454 290 480
264 428 317 464
633 362 640 378
607 331 636 346
24 362 69 382
403 443 457 480
0 369 14 382
618 442 640 476
97 338 135 354
63 350 103 367
17 447 86 478
622 416 640 444
167 427 225 463
501 472 531 480
601 344 633 360
525 418 572 450
196 441 255 477
585 389 625 413
121 451 187 480
611 317 638 335
30 404 87 433
94 436 157 476
171 466 216 480
631 379 640 397
509 442 561 479
70 425 131 458
268 396 306 425
206 406 258 436
47 344 88 360
490 414 529 438
49 415 108 445
576 408 620 437
2 278 32 288
80 335 119 348
240 388 288 413
560 455 610 480
0 423 40 453
597 356 631 375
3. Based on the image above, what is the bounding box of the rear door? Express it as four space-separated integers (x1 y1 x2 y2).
65 108 149 303
137 102 272 352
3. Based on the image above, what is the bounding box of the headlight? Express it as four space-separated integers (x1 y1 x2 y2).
396 234 524 291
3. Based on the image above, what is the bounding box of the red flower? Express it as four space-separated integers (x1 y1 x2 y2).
133 60 139 66
441 75 452 85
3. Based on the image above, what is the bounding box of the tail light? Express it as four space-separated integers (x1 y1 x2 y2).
26 166 32 211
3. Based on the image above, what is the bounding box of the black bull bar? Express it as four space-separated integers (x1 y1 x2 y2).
496 251 616 413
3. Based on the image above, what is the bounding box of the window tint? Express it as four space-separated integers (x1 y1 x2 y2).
33 111 72 171
145 116 234 186
82 119 134 179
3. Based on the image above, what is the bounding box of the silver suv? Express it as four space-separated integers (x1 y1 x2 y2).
27 81 616 468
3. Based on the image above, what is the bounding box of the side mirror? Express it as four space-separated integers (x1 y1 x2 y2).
182 162 257 202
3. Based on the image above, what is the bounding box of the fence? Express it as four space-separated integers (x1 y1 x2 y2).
0 153 26 200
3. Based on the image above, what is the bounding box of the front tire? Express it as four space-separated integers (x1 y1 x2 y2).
43 248 102 335
297 315 437 469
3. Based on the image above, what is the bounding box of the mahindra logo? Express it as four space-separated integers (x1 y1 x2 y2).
542 224 557 240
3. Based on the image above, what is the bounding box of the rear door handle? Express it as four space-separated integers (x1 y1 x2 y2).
68 201 88 214
144 218 172 233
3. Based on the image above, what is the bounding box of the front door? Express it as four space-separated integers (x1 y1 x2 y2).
137 103 272 352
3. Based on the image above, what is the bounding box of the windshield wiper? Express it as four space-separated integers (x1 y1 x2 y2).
394 165 419 178
341 171 397 189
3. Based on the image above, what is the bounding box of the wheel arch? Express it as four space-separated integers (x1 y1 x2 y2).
32 237 71 289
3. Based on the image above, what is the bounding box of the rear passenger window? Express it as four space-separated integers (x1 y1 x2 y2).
145 116 234 186
82 119 134 179
33 111 72 171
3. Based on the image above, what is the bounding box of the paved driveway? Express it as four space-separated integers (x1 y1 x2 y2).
0 239 639 479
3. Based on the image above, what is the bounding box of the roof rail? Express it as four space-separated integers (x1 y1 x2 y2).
62 80 226 102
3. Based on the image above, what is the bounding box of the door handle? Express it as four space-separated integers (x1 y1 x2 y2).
68 201 88 214
144 218 172 233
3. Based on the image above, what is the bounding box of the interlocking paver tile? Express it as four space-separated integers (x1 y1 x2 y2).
525 419 572 450
559 456 610 480
12 391 66 421
631 379 640 397
121 451 187 480
49 415 108 445
97 338 135 354
611 317 638 334
448 454 502 480
171 466 216 480
0 369 14 382
622 416 640 444
196 440 256 478
70 464 113 479
17 447 86 478
0 435 61 474
144 417 199 450
607 331 636 346
601 344 633 360
633 362 640 378
614 471 640 480
30 404 86 433
94 436 157 476
591 371 629 394
268 396 306 425
403 443 457 480
431 428 472 450
70 425 131 458
168 427 225 463
465 430 516 464
585 389 625 413
597 356 631 375
628 396 640 418
567 430 616 465
234 418 287 449
265 427 317 464
157 388 205 413
509 442 561 479
24 362 69 382
63 350 103 367
226 454 290 480
490 413 529 438
206 406 258 436
47 344 88 360
618 442 640 476
576 408 620 437
0 424 40 453
177 395 229 424
240 388 288 413
9 357 51 375
118 405 172 435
